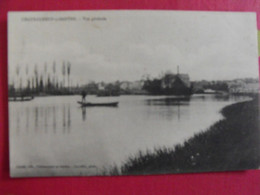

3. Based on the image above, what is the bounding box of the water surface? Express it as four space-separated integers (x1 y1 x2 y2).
9 94 249 176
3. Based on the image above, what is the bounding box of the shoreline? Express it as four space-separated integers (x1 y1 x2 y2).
118 96 260 175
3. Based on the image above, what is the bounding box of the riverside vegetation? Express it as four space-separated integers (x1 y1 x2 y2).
112 96 260 175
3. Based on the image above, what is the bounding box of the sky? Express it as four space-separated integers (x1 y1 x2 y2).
8 11 259 85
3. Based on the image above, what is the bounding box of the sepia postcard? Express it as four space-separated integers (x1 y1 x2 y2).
8 11 259 177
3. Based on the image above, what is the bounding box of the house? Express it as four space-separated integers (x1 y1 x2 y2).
97 82 105 91
228 80 259 94
120 81 131 91
192 80 210 93
128 80 145 91
120 80 146 94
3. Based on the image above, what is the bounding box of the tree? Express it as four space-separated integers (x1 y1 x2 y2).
67 61 71 90
34 64 39 92
143 78 162 95
62 61 66 88
15 65 20 90
52 61 56 88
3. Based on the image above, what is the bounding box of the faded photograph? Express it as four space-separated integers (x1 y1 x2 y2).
8 11 259 177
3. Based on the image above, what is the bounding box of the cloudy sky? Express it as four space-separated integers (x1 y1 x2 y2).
8 11 259 85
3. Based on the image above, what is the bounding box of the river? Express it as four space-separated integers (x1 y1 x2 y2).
9 94 250 177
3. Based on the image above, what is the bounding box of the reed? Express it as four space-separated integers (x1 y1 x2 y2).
120 97 260 175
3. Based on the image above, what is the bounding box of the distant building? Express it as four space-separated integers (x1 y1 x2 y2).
120 80 146 94
128 80 145 91
97 82 105 90
203 89 217 94
120 81 131 91
192 80 210 93
228 80 259 94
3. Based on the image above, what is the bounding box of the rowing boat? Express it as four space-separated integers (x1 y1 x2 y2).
77 101 118 107
9 96 34 102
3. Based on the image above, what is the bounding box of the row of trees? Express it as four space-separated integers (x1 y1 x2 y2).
10 61 73 96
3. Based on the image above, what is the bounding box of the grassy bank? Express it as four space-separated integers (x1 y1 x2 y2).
120 97 260 175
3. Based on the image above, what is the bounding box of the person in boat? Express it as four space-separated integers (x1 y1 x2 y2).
81 90 87 103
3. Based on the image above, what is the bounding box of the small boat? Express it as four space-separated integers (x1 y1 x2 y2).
77 101 119 107
8 96 34 102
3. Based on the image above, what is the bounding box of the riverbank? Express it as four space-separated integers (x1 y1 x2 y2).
119 97 260 175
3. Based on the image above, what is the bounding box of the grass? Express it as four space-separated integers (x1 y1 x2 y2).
118 96 260 175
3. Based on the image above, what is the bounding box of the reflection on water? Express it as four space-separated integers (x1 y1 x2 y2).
16 109 20 135
53 106 56 133
144 97 191 120
146 96 190 106
81 107 87 121
68 106 71 133
14 103 72 134
9 94 251 176
34 107 38 129
26 107 29 130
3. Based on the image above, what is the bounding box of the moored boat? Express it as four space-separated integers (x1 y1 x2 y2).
77 101 118 107
8 96 34 102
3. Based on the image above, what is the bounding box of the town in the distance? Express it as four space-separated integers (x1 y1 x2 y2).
8 62 259 101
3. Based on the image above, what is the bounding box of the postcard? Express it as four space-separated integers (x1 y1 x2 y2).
8 11 259 177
